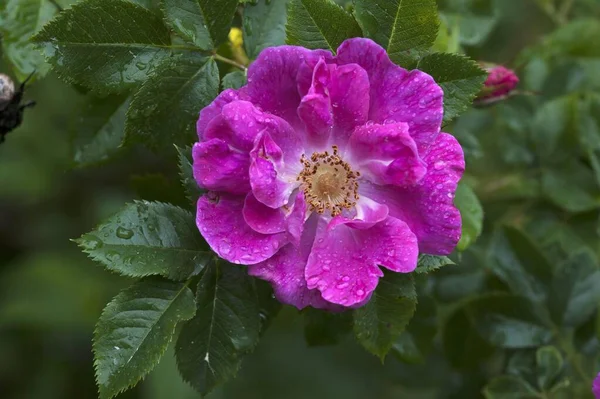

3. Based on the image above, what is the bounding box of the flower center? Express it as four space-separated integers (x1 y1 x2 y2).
297 146 360 216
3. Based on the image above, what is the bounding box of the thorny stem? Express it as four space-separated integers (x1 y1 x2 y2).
48 0 63 12
212 53 247 72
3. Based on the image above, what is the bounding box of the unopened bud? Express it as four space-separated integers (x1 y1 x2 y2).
475 64 520 106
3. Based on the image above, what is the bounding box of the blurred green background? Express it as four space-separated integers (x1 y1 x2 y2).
0 0 596 398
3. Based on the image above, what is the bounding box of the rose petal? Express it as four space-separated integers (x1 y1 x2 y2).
348 122 427 187
305 216 419 307
243 192 286 234
359 133 465 255
248 216 340 310
192 139 250 194
246 46 332 128
197 89 247 140
336 38 443 151
196 193 287 264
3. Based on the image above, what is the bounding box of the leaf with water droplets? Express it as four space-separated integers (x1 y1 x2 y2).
32 0 173 93
72 94 131 168
175 145 204 206
162 0 239 50
75 201 210 280
353 271 417 360
415 254 454 274
124 54 219 151
353 0 439 69
94 278 196 399
243 0 289 59
176 260 261 396
417 52 487 123
286 0 362 52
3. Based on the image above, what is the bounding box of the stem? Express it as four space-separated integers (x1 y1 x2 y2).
212 53 247 72
48 0 63 11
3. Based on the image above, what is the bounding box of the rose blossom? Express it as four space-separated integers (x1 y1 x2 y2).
193 38 464 309
476 64 520 104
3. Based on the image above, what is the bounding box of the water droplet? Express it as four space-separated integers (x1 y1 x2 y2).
116 227 134 239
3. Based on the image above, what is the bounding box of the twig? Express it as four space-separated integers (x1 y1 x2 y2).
212 53 247 72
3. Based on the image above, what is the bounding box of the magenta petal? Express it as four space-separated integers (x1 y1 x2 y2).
593 373 600 398
249 133 297 209
328 63 370 138
192 139 250 194
246 46 332 128
335 38 443 151
243 193 286 234
329 197 389 231
286 192 306 246
297 58 333 148
305 216 418 307
196 193 287 264
360 133 465 255
248 217 340 311
197 89 247 140
348 122 427 187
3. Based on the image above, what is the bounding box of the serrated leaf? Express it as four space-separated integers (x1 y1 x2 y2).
469 294 552 349
162 0 238 50
455 181 484 251
75 201 209 280
124 55 219 151
0 0 65 80
353 0 439 68
243 0 289 59
72 95 130 168
176 260 261 396
222 70 247 90
175 145 204 205
353 272 417 360
32 0 173 93
415 254 454 274
286 0 362 52
94 278 196 399
417 52 487 123
482 375 539 399
549 250 600 327
536 346 563 391
304 308 352 346
393 294 436 363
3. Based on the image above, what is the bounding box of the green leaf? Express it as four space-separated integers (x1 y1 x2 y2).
222 70 247 90
255 279 282 334
353 272 417 360
482 375 539 399
304 309 352 346
162 0 238 50
541 160 600 213
94 278 196 399
0 0 63 80
488 226 554 303
353 0 439 68
243 0 289 59
286 0 362 52
175 145 204 205
531 96 578 163
438 0 499 46
393 294 437 363
415 254 454 274
417 52 487 123
176 260 261 396
536 346 563 391
455 181 484 251
75 201 209 280
72 95 130 168
124 55 219 151
32 0 172 93
549 250 600 327
442 299 495 368
469 294 552 349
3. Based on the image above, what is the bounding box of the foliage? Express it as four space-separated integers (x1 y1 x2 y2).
2 0 600 398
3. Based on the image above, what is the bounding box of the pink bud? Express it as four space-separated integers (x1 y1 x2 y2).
475 64 520 105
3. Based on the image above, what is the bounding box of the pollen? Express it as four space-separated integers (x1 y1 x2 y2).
297 145 360 216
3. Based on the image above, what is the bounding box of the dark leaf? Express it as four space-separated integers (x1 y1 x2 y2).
243 0 289 59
